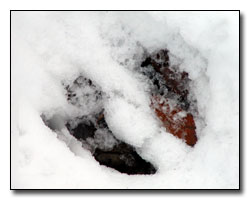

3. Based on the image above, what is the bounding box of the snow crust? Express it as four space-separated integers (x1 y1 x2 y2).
11 11 239 189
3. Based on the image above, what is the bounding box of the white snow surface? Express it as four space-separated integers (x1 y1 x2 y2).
11 11 239 189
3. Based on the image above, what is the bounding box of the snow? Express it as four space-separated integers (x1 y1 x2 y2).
105 96 158 147
11 11 239 189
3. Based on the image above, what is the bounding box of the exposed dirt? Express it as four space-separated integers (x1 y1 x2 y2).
141 49 197 146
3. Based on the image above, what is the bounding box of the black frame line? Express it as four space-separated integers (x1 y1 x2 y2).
10 10 241 192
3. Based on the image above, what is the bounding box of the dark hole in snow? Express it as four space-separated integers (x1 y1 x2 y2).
66 113 157 175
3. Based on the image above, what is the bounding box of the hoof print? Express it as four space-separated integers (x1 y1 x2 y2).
43 47 199 177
